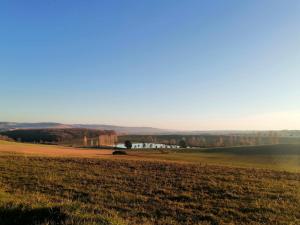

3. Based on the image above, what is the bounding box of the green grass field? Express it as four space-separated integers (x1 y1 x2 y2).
0 142 299 225
128 145 300 172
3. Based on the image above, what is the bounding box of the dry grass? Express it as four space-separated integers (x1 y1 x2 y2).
0 140 114 158
0 141 299 225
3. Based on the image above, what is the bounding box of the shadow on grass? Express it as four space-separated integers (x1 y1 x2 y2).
201 144 300 155
0 206 67 225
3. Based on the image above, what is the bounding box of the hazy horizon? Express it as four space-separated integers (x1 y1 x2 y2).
1 1 299 130
1 117 300 132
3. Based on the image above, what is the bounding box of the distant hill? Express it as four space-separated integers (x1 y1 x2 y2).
0 122 73 131
1 122 300 136
0 122 171 135
73 124 171 135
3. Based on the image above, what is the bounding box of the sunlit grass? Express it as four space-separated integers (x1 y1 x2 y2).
0 142 299 224
0 152 299 225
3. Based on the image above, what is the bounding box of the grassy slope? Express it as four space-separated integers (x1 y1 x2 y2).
128 145 300 172
1 141 299 172
0 141 299 224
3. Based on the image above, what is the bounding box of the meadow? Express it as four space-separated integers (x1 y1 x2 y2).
0 141 299 225
128 144 300 172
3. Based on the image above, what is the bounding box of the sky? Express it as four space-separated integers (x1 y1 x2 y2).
0 0 300 130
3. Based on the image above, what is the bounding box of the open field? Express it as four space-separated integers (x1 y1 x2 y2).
128 145 300 172
0 141 299 224
0 141 299 172
0 141 114 158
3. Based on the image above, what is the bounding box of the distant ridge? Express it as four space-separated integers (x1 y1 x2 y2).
0 122 172 135
0 122 72 130
1 122 299 136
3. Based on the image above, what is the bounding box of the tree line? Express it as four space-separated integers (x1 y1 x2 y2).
119 134 300 148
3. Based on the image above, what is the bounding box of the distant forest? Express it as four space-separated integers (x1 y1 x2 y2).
1 129 116 144
119 134 300 147
2 129 300 148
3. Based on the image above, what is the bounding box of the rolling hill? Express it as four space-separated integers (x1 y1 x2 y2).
0 122 171 135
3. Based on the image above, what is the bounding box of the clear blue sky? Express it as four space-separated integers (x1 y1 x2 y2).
1 0 300 130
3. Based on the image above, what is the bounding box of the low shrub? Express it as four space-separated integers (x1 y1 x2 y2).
112 150 127 155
